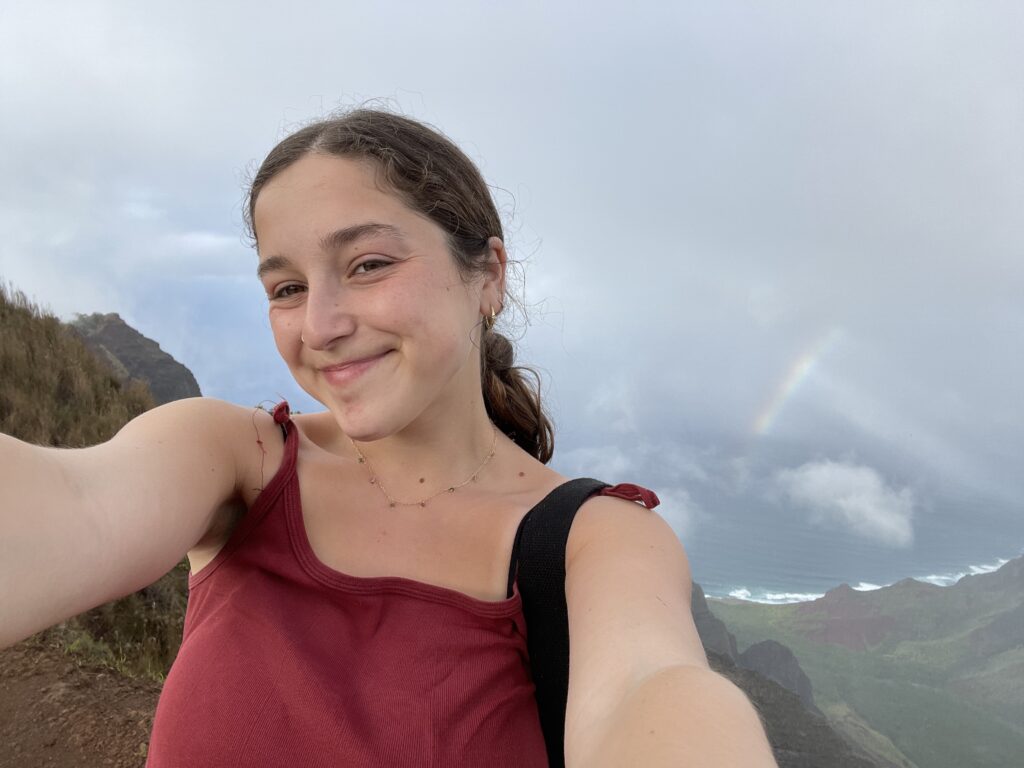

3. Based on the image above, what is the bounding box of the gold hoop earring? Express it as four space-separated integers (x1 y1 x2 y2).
483 306 496 332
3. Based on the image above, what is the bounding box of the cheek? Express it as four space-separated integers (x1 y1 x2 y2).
400 292 472 361
268 309 301 361
433 326 469 364
419 318 477 380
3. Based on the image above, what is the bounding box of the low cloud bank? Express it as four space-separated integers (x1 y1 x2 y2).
776 459 915 547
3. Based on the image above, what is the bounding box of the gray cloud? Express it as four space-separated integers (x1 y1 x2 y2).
2 1 1021 595
776 460 916 547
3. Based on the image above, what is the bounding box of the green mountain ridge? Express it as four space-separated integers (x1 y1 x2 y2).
709 556 1024 768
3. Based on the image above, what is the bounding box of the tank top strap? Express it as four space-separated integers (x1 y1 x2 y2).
271 400 292 440
506 478 660 768
269 400 299 474
187 402 298 590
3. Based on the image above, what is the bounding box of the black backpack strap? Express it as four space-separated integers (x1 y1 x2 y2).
506 478 609 768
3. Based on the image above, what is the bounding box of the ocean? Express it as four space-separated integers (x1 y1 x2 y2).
687 506 1024 604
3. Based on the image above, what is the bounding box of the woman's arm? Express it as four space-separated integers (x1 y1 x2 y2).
576 664 774 767
564 496 776 767
0 397 246 649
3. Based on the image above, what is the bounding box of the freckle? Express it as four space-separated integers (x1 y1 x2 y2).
419 477 425 483
518 471 525 478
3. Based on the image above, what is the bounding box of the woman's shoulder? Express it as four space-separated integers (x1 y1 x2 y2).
172 399 291 573
148 397 292 487
167 396 308 430
152 396 277 441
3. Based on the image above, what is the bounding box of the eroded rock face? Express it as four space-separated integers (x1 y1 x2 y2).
692 585 820 715
691 582 739 662
708 651 880 768
739 639 818 713
70 313 201 405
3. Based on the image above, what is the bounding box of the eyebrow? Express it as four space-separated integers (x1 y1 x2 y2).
256 222 406 280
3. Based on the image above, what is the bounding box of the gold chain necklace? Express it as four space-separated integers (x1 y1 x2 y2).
349 425 499 508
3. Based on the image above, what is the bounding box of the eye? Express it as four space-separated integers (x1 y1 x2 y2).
270 283 305 300
352 258 391 275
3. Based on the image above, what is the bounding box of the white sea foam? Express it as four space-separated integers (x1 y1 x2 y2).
723 588 824 605
713 555 1016 604
853 582 884 591
763 591 825 604
918 557 1011 587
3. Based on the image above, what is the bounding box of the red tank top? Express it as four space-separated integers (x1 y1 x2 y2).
147 403 549 767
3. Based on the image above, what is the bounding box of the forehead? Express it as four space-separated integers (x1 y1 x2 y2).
253 154 428 250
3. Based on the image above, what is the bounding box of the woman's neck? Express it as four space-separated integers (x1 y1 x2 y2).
342 397 501 503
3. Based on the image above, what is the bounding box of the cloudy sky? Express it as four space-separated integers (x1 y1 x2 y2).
2 1 1021 600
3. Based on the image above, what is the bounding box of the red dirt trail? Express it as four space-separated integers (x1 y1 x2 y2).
0 638 161 767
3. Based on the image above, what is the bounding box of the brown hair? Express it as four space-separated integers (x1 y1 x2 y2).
244 109 554 463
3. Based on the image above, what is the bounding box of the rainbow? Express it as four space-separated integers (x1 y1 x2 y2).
753 326 843 436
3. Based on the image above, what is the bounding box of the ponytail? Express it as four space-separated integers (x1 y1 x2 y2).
481 330 554 464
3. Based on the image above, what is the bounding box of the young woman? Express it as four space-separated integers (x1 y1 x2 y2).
0 110 776 767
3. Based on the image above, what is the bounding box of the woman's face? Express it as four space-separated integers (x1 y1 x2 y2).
253 153 502 440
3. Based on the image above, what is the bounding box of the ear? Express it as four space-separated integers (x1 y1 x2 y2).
479 236 508 315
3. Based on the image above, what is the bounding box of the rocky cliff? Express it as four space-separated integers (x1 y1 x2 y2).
739 639 818 713
690 584 866 765
70 313 201 405
709 651 878 768
691 581 739 661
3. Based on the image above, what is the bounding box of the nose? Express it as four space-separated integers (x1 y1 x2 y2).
300 281 356 350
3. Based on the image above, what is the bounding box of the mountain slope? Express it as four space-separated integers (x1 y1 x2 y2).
71 312 201 404
710 556 1024 768
709 651 878 768
0 284 154 446
691 583 881 765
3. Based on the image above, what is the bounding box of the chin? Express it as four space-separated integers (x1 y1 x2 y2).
337 420 389 442
326 399 404 443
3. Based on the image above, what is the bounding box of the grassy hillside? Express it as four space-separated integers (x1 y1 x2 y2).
1 281 189 681
0 283 154 445
711 576 1024 768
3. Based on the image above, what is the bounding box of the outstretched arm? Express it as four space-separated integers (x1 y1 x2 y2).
564 495 776 768
0 397 245 649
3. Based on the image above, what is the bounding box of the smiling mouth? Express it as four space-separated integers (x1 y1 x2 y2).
318 351 391 385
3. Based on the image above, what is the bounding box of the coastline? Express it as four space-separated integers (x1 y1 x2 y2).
703 552 1018 605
